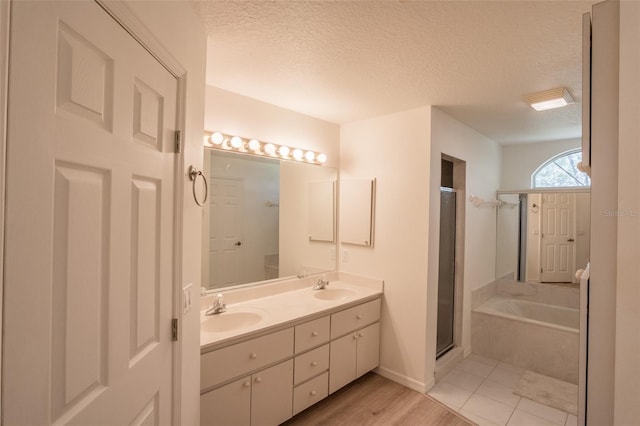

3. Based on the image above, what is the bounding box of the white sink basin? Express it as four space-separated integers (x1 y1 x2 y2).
201 309 265 333
313 288 356 301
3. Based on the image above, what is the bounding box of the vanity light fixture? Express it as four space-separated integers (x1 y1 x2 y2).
203 131 327 165
525 87 575 111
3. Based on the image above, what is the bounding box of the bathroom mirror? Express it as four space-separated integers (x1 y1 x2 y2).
201 149 337 290
495 190 590 284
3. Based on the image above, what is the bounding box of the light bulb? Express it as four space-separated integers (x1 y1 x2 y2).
305 151 315 162
210 132 224 145
230 136 243 149
264 143 276 155
248 139 261 152
317 153 327 163
279 146 290 157
292 149 303 160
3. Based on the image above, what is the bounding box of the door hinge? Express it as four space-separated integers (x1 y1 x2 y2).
175 130 182 154
172 318 179 341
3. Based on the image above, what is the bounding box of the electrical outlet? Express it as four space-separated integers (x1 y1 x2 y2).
342 249 349 263
329 247 336 261
182 283 193 314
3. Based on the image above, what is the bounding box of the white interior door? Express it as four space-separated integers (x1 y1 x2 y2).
540 193 575 283
3 1 177 424
209 177 244 287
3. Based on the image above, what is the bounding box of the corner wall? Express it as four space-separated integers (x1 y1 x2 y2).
340 107 432 391
614 0 640 423
428 107 501 370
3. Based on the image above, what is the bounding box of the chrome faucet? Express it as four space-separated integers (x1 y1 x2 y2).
313 275 330 290
205 293 227 315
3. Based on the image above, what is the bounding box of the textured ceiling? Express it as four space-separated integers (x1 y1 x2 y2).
191 0 594 144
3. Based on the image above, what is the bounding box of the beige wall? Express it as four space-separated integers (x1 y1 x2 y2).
205 86 339 169
124 2 207 424
501 138 581 190
614 0 640 423
588 0 618 424
340 107 432 391
428 107 501 366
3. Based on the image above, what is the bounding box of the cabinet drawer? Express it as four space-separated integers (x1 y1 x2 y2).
295 316 330 354
294 344 329 385
331 298 381 338
201 328 294 390
293 372 329 416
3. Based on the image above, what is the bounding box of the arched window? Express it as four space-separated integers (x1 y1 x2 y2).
532 149 591 188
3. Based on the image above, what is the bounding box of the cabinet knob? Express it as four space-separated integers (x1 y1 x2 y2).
310 390 317 396
311 361 318 367
358 332 365 338
243 381 250 388
311 331 319 337
250 353 257 359
356 314 363 320
255 377 262 383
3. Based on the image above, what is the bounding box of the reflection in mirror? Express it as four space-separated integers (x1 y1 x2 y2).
201 149 337 290
496 191 590 284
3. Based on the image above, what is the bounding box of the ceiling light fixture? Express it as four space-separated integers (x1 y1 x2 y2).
203 131 327 165
524 87 575 111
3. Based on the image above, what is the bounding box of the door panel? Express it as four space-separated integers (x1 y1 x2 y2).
541 193 575 282
4 1 177 424
209 177 243 287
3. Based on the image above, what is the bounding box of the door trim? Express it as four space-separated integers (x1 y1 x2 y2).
0 0 10 420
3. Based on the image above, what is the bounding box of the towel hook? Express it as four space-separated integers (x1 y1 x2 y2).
188 166 208 207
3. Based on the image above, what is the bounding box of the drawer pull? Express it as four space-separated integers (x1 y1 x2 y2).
255 377 262 383
356 314 363 320
310 390 317 396
249 353 257 359
311 361 318 367
311 331 319 337
243 381 250 388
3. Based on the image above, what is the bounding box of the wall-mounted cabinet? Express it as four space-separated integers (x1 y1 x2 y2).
340 179 376 247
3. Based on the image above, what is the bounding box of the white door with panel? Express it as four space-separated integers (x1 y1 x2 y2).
209 177 244 287
540 193 575 282
3 1 177 424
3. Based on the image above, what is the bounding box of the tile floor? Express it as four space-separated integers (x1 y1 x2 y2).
428 353 578 426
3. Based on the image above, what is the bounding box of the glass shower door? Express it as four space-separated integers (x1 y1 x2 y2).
436 188 456 358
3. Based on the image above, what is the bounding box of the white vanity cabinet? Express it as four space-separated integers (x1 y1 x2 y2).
329 299 381 394
201 296 382 425
201 360 293 426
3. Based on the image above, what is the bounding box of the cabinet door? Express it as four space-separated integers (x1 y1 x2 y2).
329 333 357 394
356 322 381 378
201 376 251 426
251 359 294 426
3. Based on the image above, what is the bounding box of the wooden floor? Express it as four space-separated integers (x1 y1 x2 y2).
283 373 475 426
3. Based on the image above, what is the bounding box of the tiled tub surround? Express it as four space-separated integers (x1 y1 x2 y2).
471 279 579 384
199 272 383 425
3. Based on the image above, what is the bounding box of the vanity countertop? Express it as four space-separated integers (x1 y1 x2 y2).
200 273 383 352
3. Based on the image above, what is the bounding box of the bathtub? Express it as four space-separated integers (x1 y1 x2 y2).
472 295 579 384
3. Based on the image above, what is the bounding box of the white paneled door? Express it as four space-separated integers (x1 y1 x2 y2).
540 193 575 283
209 177 244 288
3 1 177 424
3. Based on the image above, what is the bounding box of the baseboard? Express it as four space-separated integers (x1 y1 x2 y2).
374 366 430 393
